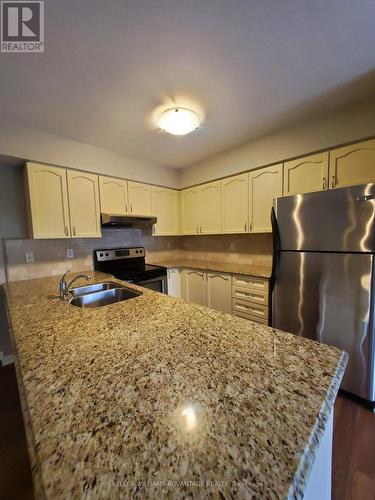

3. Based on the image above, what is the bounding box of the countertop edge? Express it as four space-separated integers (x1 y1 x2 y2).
1 283 47 500
287 350 349 499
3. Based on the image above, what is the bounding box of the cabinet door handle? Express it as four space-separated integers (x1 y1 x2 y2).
130 204 133 212
72 226 76 236
249 222 253 232
322 177 327 189
331 175 336 188
200 226 202 233
244 222 247 232
125 204 128 213
65 226 69 236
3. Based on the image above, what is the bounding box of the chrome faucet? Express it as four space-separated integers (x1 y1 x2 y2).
59 271 91 300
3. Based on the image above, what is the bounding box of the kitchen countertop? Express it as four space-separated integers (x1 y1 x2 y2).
151 258 272 278
3 272 347 499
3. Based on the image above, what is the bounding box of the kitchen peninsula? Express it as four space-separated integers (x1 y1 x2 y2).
3 272 347 499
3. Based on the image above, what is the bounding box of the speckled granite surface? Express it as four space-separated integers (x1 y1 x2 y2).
151 259 272 278
3 272 347 500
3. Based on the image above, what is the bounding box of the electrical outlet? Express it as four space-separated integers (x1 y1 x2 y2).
230 242 236 251
25 252 34 264
66 248 74 259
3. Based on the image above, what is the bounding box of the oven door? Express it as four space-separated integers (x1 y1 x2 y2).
133 276 168 294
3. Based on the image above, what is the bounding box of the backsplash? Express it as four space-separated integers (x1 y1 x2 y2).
4 231 272 282
4 229 182 282
181 233 272 266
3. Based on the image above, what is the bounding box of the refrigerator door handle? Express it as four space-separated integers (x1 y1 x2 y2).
269 207 281 325
270 207 280 291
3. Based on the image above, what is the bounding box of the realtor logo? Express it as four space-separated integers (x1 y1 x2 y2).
1 1 44 52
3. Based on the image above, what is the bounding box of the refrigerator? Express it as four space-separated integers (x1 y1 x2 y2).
271 183 375 404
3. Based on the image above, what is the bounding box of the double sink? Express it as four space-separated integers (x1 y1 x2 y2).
70 281 142 308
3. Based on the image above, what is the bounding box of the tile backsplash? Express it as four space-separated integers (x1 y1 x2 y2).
4 229 182 282
4 230 272 282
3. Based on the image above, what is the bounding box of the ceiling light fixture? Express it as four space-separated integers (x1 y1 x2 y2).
158 107 200 135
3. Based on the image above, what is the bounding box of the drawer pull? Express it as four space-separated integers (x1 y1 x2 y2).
237 304 262 314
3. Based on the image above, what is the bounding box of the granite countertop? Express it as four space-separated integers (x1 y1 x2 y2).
3 272 347 499
151 259 272 278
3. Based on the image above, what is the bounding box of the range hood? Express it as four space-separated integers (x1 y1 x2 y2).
101 213 157 228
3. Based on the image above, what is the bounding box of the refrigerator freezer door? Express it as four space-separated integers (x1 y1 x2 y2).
274 183 375 252
273 251 375 401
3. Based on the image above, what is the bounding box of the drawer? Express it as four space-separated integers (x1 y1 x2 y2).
232 298 268 321
233 310 269 325
232 275 269 293
232 285 268 305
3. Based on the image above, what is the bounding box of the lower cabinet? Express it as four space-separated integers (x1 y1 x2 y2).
232 275 269 324
181 269 207 306
167 268 181 298
206 272 232 313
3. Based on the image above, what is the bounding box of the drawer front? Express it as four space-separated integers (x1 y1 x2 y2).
232 285 268 305
233 310 269 325
232 275 269 293
232 298 268 321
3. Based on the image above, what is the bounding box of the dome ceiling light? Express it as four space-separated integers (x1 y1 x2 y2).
158 107 200 135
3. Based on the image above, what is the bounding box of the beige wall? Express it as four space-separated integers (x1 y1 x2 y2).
0 163 29 357
180 96 375 187
0 122 180 188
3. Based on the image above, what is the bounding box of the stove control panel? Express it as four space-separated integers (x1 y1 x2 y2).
95 247 145 262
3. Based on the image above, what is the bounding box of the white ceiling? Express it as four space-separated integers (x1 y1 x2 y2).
1 0 375 168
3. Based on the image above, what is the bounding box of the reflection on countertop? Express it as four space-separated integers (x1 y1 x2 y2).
3 272 347 499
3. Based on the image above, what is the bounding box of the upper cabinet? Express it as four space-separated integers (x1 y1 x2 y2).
200 180 221 234
283 152 329 196
329 139 375 189
128 181 152 215
181 186 201 234
151 186 179 235
181 181 221 234
99 176 128 215
26 163 70 239
221 173 248 233
26 163 101 239
66 171 101 238
249 164 283 232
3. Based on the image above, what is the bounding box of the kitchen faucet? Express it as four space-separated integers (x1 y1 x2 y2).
59 271 91 300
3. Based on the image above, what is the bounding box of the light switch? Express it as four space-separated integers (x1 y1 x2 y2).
25 252 34 264
66 248 74 259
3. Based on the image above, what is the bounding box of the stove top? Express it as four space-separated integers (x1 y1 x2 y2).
93 247 167 283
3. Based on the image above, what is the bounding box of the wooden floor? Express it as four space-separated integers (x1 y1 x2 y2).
0 365 374 500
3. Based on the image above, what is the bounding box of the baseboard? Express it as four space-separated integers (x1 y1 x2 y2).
1 354 14 366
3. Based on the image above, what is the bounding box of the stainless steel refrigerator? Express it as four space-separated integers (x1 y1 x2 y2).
271 183 375 404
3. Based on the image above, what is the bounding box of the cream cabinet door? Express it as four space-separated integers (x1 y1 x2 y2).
128 181 152 215
67 171 101 238
181 269 207 305
167 268 181 298
249 164 283 233
206 273 232 313
284 152 329 195
181 187 200 234
151 187 179 235
199 181 221 234
26 162 70 239
221 173 249 233
329 139 375 189
99 176 128 215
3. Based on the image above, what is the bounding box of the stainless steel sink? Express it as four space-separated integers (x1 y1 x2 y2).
70 286 142 308
70 281 122 298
